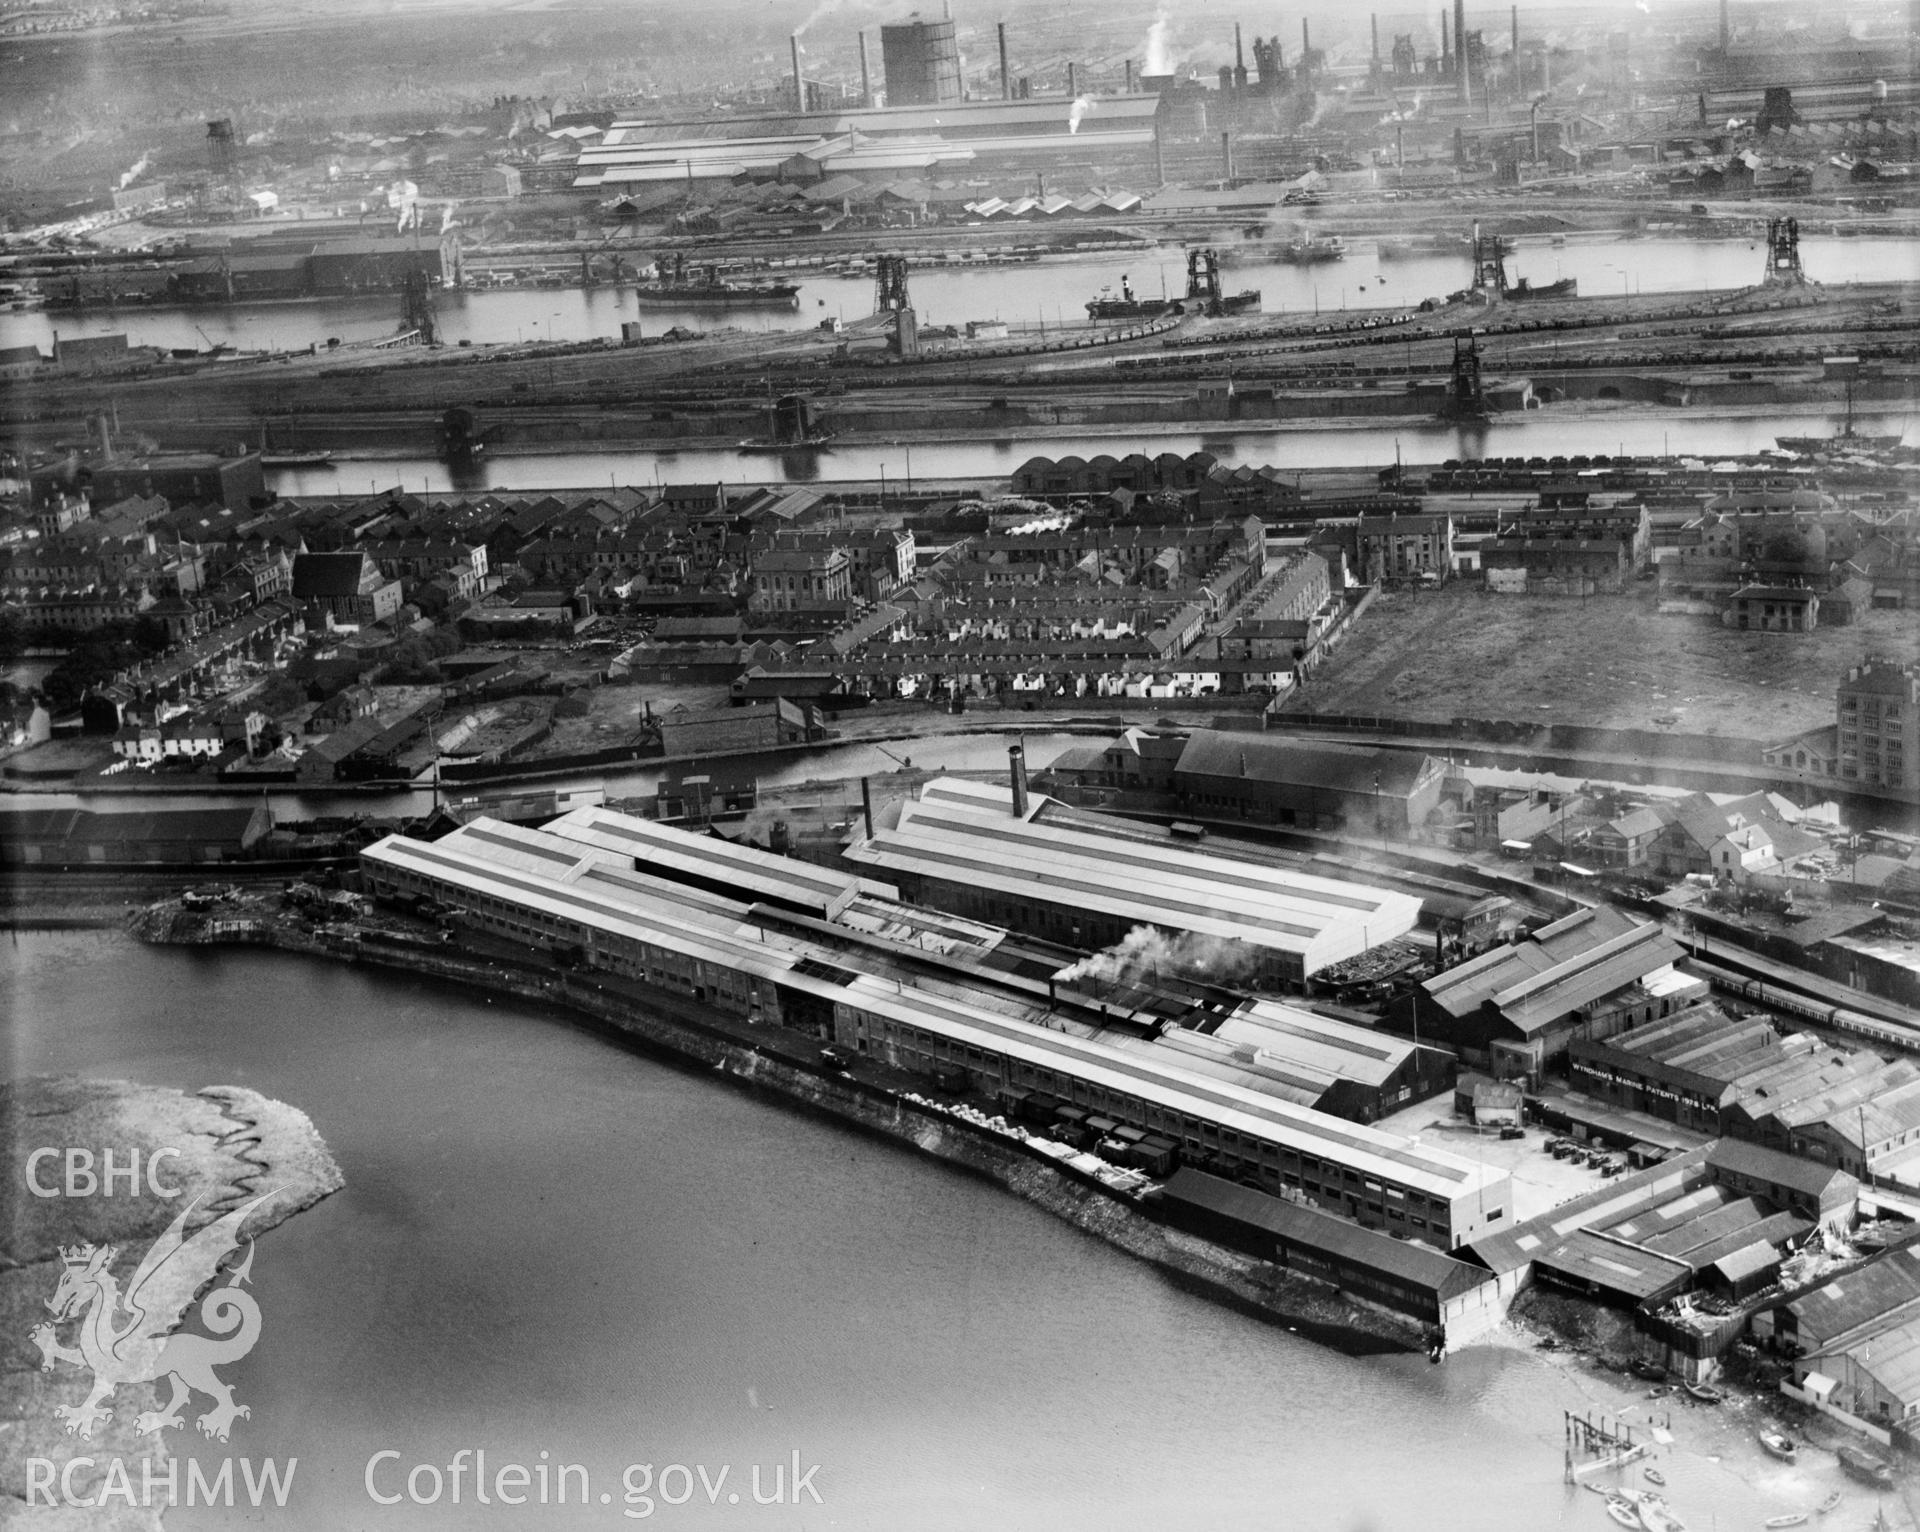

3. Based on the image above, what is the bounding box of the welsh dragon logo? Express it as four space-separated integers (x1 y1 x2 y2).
29 1190 279 1443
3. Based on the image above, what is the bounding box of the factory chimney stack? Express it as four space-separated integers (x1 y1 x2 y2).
1009 745 1029 818
1372 13 1381 63
1441 8 1450 72
1456 0 1471 105
860 777 875 839
1222 130 1235 180
1066 61 1076 98
1125 57 1134 92
790 33 805 114
1719 0 1730 50
858 30 872 108
998 22 1011 100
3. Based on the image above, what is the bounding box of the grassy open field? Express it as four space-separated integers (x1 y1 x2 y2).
1303 586 1920 742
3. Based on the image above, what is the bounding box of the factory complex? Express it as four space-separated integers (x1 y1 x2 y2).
359 792 1514 1296
845 772 1423 984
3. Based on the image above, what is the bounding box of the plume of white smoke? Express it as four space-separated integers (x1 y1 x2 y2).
794 0 842 38
1007 513 1074 535
1068 95 1095 134
118 150 152 191
1057 925 1264 988
1144 9 1173 75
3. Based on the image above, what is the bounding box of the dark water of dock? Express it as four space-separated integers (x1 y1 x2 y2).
5 928 1806 1530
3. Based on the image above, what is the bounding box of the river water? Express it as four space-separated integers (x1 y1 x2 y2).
5 233 1917 354
6 927 1814 1530
265 406 1917 499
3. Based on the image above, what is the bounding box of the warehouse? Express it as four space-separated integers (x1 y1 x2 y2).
846 774 1422 985
1172 732 1447 839
360 811 1507 1246
1566 1003 1808 1133
0 805 269 865
1404 905 1701 1077
1155 1168 1505 1344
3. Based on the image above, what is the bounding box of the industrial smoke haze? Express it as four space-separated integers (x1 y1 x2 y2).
793 0 844 38
1005 513 1074 535
1068 95 1095 134
1143 8 1173 75
1057 926 1262 988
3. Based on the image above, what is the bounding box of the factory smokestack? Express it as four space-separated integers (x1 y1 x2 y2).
1301 17 1310 64
791 33 805 113
1719 0 1730 50
1125 57 1134 92
1154 125 1165 185
859 30 872 108
1372 13 1381 61
861 776 875 838
1441 8 1450 71
1009 745 1029 818
1456 0 1471 105
1222 130 1235 179
1510 4 1518 62
1066 60 1076 98
998 21 1011 99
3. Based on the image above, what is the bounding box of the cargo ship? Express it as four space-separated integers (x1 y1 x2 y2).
1280 233 1346 264
634 279 801 309
1777 386 1904 454
1506 275 1578 300
636 257 800 309
1085 274 1180 320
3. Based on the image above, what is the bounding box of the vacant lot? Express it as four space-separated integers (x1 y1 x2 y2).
1305 586 1920 742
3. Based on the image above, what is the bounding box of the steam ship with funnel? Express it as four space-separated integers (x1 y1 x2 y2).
1085 249 1258 320
1280 232 1345 264
1085 274 1179 320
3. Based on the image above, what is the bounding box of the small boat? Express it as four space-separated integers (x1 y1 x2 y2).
1683 1381 1723 1403
1643 1469 1666 1486
1815 1491 1841 1516
1836 1443 1896 1489
1759 1429 1797 1463
1633 1491 1689 1532
1629 1359 1668 1381
1764 1516 1809 1529
1607 1501 1646 1530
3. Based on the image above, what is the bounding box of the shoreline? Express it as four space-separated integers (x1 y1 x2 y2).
0 1074 344 1530
129 901 1437 1358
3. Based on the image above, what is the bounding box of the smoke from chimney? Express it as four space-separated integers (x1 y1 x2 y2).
1057 926 1264 988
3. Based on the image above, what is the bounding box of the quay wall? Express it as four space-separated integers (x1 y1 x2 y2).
132 907 1437 1357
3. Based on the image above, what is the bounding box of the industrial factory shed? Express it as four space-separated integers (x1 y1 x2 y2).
0 806 270 866
1172 732 1447 839
1401 905 1699 1077
1156 1168 1505 1343
847 775 1422 984
362 810 1511 1247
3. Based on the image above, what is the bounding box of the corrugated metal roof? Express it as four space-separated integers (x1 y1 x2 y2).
364 823 1500 1204
846 776 1421 974
1160 1168 1492 1299
1534 1229 1695 1302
